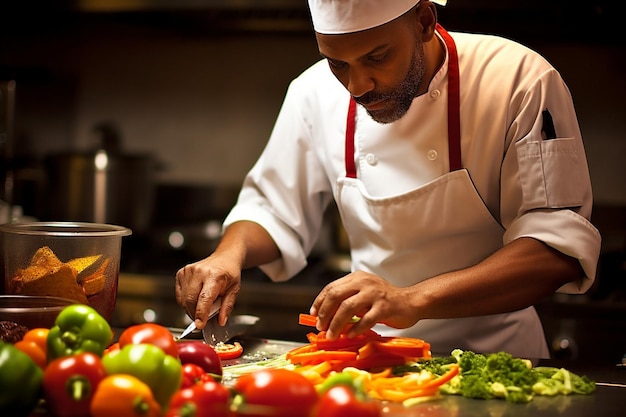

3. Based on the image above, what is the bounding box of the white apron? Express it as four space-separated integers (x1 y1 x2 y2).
336 25 549 359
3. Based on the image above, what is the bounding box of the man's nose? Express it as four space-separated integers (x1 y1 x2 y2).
346 68 375 98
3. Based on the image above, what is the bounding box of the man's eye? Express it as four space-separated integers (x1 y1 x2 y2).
327 59 346 69
369 53 388 63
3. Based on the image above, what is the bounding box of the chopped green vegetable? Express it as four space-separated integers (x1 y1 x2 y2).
532 366 596 396
400 349 596 404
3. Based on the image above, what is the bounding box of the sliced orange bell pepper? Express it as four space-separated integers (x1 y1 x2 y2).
298 313 318 327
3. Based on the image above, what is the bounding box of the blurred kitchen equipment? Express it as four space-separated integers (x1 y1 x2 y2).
44 122 160 234
0 80 16 224
0 221 131 321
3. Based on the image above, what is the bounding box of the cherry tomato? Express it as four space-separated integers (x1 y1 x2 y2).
215 341 244 360
118 323 179 359
181 363 208 389
233 369 318 417
314 385 381 417
177 341 223 376
165 379 231 417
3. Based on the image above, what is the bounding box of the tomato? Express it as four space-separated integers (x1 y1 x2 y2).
118 323 179 359
314 385 381 417
177 341 223 376
180 363 208 389
233 369 318 417
214 342 244 360
165 380 230 417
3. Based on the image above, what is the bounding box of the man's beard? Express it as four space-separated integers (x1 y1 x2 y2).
355 43 426 124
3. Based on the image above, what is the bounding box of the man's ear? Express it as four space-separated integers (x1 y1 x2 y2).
416 1 438 40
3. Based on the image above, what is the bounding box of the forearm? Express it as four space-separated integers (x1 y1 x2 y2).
214 220 281 269
411 237 583 319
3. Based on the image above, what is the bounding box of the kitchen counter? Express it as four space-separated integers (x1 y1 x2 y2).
222 337 626 416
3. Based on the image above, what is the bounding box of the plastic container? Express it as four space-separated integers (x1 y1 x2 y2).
0 222 131 321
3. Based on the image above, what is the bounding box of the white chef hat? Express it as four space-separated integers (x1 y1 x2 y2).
308 0 448 34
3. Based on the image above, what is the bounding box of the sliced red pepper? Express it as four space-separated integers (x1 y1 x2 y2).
286 343 318 360
334 351 407 372
315 333 371 352
214 341 244 360
289 350 358 366
373 337 430 358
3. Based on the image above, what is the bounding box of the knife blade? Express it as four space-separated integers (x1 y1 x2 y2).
177 297 222 340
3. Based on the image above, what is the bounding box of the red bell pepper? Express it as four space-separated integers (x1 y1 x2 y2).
165 380 231 417
118 323 179 359
42 352 107 417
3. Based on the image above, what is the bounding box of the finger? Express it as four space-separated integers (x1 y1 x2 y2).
193 285 218 329
325 295 367 340
344 308 378 338
218 286 239 327
176 266 203 320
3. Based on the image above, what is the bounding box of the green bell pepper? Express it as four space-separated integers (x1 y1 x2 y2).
0 342 43 417
47 304 113 361
102 343 182 408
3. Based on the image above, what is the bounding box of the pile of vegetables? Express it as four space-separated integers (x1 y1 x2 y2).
0 305 382 417
401 349 596 404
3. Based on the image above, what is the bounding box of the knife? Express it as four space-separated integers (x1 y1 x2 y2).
177 297 222 340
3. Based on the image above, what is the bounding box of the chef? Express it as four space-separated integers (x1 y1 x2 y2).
176 0 601 358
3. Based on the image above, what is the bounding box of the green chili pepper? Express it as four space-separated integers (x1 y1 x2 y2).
102 343 182 408
0 342 44 417
47 304 113 361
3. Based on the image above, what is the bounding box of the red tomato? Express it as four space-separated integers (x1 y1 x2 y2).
215 341 244 360
165 380 230 417
177 341 223 376
118 323 179 359
233 369 318 417
314 385 381 417
180 363 208 389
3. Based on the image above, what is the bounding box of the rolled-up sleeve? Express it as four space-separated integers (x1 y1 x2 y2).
501 68 601 292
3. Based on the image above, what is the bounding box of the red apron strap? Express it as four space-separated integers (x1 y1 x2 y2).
436 24 462 172
344 25 462 177
345 97 357 178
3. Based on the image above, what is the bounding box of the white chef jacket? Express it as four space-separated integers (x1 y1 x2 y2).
224 31 601 352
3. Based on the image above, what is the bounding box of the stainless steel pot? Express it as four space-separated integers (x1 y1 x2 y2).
43 123 159 234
